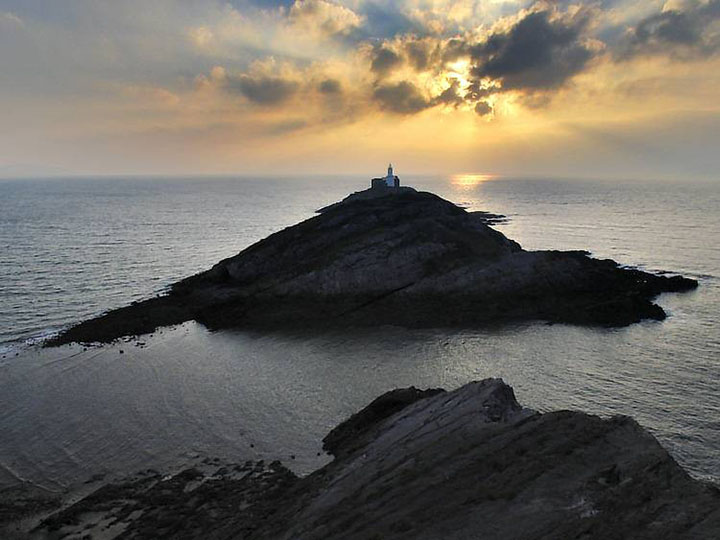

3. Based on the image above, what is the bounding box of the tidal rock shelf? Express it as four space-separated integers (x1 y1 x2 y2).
48 188 697 346
25 379 720 539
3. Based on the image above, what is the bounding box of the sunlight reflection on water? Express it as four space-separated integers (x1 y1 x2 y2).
449 173 496 188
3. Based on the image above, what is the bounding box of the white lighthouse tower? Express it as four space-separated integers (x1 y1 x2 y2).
385 164 395 187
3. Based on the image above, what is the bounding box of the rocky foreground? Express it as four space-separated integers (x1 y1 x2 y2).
49 188 697 346
15 379 720 539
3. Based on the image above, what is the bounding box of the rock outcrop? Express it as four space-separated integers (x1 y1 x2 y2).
48 189 697 345
26 379 720 539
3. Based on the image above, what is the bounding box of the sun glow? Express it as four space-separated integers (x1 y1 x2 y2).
450 173 496 188
446 59 472 87
447 59 470 74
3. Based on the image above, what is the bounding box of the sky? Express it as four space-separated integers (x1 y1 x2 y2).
1 0 719 179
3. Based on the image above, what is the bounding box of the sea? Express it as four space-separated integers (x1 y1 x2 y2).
0 175 718 492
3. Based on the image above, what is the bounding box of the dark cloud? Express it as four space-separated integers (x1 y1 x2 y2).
636 11 699 45
433 79 464 107
359 2 421 39
441 37 470 63
405 40 432 71
619 1 720 59
474 101 493 116
318 78 342 94
464 80 494 102
228 74 299 105
371 46 402 76
216 1 720 120
373 81 430 114
470 10 595 90
362 8 600 115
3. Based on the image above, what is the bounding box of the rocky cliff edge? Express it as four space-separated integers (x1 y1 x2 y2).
25 379 720 539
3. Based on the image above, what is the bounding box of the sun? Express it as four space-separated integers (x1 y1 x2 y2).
446 59 472 88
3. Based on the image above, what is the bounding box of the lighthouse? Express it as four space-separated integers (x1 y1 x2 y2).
371 163 400 189
385 164 395 187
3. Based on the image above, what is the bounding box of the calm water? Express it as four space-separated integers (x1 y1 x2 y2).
0 176 718 490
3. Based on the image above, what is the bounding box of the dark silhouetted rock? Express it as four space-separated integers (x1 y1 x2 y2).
26 379 720 539
322 386 445 458
254 380 719 539
48 189 698 346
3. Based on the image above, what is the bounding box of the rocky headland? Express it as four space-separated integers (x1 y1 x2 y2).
48 188 697 346
15 379 720 539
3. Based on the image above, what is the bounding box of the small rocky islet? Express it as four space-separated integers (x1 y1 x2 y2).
19 379 720 539
48 187 697 346
23 186 716 539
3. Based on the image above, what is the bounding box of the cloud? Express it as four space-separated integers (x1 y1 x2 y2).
441 37 470 63
469 9 596 91
288 0 364 41
123 85 181 107
0 11 23 27
263 118 308 134
373 81 431 114
189 26 214 48
318 78 342 93
433 79 465 107
404 39 433 70
641 12 699 44
358 2 421 39
182 1 720 124
474 101 493 116
195 4 605 120
227 74 300 104
4 0 720 179
370 46 403 75
618 0 720 59
464 79 495 101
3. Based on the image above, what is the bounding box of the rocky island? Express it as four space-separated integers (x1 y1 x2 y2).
16 379 719 539
48 187 697 346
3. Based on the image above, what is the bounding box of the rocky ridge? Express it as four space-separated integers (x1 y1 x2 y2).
49 188 697 346
20 379 720 539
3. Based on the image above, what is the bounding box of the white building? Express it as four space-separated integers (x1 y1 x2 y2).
371 163 400 189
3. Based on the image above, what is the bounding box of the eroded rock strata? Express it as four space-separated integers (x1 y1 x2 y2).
27 379 720 539
49 188 697 345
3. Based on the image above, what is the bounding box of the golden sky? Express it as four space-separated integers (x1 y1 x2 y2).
1 0 719 179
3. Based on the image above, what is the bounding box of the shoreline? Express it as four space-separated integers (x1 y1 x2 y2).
5 379 719 539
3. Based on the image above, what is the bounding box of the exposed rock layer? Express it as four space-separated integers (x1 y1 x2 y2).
48 189 697 345
26 379 720 539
